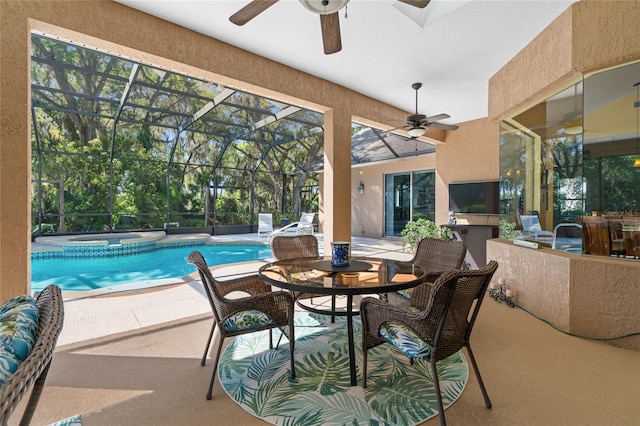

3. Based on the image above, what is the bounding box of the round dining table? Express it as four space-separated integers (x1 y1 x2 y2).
258 256 426 386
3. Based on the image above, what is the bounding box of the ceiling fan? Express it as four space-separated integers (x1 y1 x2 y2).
229 0 432 55
386 82 459 138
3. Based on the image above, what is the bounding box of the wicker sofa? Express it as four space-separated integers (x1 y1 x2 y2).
0 284 64 425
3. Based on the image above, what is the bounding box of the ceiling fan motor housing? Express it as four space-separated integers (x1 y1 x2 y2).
407 113 427 125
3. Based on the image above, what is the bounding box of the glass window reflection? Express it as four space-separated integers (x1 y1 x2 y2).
500 61 640 238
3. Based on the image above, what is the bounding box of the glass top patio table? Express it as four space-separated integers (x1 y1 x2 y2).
258 256 426 386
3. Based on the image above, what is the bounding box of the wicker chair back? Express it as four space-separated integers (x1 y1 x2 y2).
0 285 64 425
270 235 319 260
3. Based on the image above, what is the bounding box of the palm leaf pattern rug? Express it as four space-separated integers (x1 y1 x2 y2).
218 312 468 426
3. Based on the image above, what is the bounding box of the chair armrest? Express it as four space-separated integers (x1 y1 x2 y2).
534 230 554 240
410 281 435 311
218 290 294 326
424 271 447 283
217 275 272 298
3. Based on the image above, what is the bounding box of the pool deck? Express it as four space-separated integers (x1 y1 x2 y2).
51 233 410 347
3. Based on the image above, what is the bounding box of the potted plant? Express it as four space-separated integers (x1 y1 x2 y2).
400 218 453 252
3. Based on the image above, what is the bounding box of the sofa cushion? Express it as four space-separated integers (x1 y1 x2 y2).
48 414 83 426
0 295 39 387
0 350 20 388
0 295 39 362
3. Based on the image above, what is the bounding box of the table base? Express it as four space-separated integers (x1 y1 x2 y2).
295 294 359 385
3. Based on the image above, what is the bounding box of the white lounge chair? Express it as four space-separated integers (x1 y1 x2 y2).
552 223 582 251
267 213 315 243
520 215 554 241
257 213 273 237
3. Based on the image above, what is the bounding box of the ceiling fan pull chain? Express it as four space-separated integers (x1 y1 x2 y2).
344 4 348 18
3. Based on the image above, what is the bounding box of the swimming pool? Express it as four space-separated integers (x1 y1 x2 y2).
31 244 273 292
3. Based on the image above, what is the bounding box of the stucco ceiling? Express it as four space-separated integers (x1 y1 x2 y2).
115 0 578 127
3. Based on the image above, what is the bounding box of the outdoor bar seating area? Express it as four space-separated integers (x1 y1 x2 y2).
581 214 640 259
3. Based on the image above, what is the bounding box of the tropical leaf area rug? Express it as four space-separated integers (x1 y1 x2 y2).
218 312 468 426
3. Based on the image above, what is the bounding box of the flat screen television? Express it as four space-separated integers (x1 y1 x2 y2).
448 181 500 214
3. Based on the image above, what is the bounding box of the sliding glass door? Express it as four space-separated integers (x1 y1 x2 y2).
384 170 435 237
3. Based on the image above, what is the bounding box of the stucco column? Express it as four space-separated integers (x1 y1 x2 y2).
0 2 31 299
322 107 352 253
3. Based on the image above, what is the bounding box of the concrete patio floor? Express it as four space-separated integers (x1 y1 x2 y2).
55 234 411 347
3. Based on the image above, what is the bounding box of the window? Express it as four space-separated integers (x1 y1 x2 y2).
501 61 640 233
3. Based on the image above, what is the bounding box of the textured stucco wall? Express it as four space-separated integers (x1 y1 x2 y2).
484 0 640 352
489 0 640 121
435 117 500 225
350 155 437 238
487 239 640 351
487 240 572 329
569 256 640 351
349 115 497 238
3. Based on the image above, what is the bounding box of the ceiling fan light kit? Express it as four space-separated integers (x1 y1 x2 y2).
563 125 583 135
383 82 459 139
408 126 426 138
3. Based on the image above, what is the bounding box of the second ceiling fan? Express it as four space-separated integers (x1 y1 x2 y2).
229 0 432 55
386 82 459 139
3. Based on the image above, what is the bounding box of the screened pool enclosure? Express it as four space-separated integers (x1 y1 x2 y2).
30 32 436 236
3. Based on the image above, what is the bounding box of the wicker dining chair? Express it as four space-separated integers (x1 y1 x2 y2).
384 237 467 307
187 251 295 400
269 235 338 319
270 234 319 298
270 234 319 261
361 261 499 426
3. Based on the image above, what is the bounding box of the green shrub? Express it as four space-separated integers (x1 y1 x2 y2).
400 218 453 252
499 217 521 239
32 223 57 235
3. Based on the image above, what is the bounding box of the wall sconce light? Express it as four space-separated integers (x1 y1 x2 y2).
357 181 365 194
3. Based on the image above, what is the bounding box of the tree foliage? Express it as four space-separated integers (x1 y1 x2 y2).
31 35 322 234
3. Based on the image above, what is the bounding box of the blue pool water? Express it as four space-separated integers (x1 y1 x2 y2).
31 244 272 292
